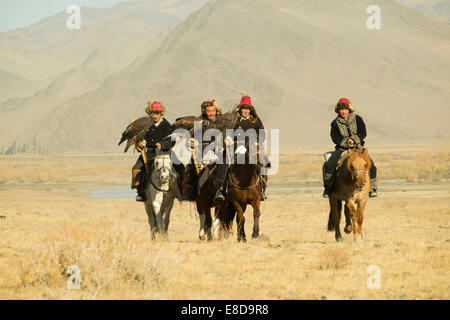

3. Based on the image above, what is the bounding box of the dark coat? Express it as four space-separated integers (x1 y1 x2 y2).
233 116 266 146
144 117 172 159
330 113 366 151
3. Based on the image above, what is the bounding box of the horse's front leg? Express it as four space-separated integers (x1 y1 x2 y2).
346 199 361 242
233 200 246 243
212 205 222 240
161 195 174 233
197 202 211 241
152 191 165 235
144 202 157 240
344 205 352 234
252 198 261 239
356 198 367 241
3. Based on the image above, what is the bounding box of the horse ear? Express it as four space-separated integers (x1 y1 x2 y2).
363 148 369 156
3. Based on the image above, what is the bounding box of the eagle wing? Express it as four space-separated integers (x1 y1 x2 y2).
214 108 238 132
118 116 154 152
170 116 202 135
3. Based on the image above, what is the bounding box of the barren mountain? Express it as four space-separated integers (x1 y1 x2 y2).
0 0 209 146
0 0 209 100
2 0 449 154
396 0 450 24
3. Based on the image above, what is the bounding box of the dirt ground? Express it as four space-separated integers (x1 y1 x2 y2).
0 146 448 299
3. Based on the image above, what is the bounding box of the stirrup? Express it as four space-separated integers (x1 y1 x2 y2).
214 189 225 202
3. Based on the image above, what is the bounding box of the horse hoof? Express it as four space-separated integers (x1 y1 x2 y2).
335 236 343 242
344 225 352 234
354 236 363 242
252 233 259 239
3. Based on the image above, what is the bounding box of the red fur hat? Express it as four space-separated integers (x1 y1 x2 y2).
238 92 252 107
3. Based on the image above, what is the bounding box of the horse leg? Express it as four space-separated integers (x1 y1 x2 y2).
252 199 261 239
152 191 165 236
144 201 157 240
344 205 352 234
197 202 207 241
346 200 360 242
329 196 343 241
356 199 367 241
162 196 174 234
204 207 213 241
212 205 222 240
233 201 246 243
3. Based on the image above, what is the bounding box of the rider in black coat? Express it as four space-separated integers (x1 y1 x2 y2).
132 101 172 202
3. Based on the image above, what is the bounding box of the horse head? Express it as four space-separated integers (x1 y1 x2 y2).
154 153 173 184
347 148 371 192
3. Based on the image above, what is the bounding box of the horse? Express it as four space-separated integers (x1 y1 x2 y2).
326 148 372 242
143 152 178 239
195 164 236 241
226 149 263 243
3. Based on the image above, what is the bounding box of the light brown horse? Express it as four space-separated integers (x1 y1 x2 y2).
227 163 263 242
327 148 372 242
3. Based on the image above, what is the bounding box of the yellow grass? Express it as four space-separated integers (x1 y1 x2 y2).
0 146 449 299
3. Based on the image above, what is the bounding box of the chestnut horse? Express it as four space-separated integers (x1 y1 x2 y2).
227 162 263 242
327 148 372 242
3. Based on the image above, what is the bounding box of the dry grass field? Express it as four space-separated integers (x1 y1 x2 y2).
0 146 449 299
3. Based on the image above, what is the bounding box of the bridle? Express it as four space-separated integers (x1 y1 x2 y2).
150 155 174 193
352 170 367 191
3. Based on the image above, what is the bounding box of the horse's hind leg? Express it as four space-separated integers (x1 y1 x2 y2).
329 196 343 241
252 199 261 239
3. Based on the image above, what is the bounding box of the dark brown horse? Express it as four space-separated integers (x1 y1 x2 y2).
227 162 263 242
194 164 235 240
327 148 372 242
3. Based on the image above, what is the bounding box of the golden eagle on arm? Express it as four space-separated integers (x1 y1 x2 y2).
118 116 154 152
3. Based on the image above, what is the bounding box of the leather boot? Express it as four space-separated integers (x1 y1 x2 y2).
214 165 227 203
323 173 333 198
260 175 268 201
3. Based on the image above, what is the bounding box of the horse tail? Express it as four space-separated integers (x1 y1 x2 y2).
327 200 342 231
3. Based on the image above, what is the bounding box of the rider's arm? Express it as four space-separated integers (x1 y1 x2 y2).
355 115 367 143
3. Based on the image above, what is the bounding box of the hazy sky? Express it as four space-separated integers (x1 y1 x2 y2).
0 0 147 32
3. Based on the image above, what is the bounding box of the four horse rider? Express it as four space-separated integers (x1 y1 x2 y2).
131 100 172 202
323 98 377 198
128 95 377 202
